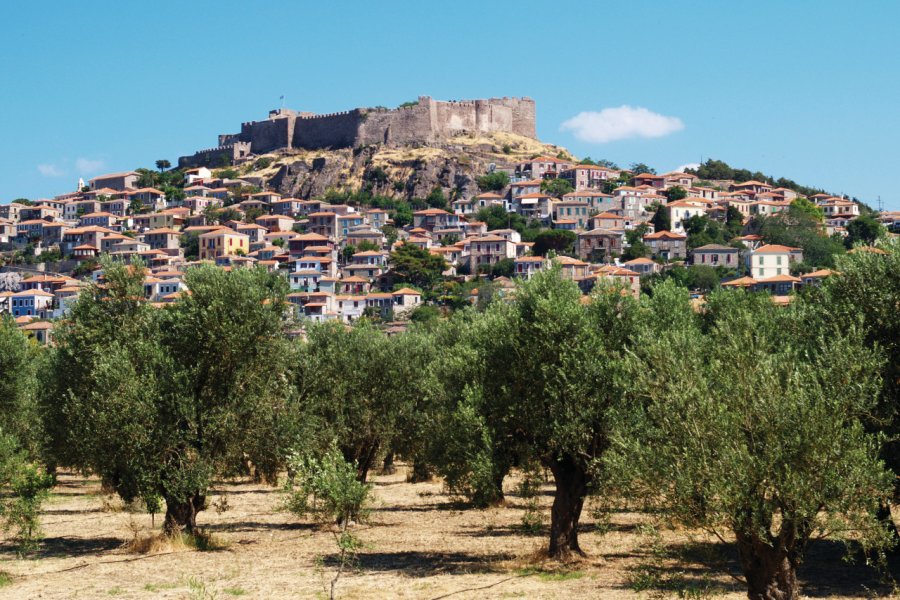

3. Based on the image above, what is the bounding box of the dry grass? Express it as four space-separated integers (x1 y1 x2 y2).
0 467 895 599
122 530 189 556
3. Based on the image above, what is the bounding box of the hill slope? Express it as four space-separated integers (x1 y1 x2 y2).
233 132 570 201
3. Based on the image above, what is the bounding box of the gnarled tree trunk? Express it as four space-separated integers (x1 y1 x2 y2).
491 467 506 504
408 459 433 483
735 531 799 600
546 455 589 560
381 452 396 475
163 492 205 536
342 440 380 483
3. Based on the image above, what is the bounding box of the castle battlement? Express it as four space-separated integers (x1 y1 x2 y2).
298 109 359 120
180 96 536 168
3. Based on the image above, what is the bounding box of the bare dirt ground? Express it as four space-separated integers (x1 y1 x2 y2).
0 466 896 599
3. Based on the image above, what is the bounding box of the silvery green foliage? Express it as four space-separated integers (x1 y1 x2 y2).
284 442 371 525
607 285 894 598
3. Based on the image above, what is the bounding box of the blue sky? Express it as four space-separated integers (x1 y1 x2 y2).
1 1 898 209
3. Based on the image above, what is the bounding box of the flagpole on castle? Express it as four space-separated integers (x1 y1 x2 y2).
280 94 285 110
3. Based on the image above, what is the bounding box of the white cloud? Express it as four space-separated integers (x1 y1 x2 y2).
75 157 105 173
676 163 700 172
560 105 684 144
37 163 65 177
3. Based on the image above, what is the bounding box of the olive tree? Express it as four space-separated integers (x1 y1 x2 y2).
608 289 894 599
297 322 433 483
468 267 638 558
816 240 900 537
0 315 40 451
0 317 51 554
47 260 294 535
424 310 510 506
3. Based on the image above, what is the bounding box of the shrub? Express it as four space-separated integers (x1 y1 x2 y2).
475 171 510 192
284 443 371 525
284 443 372 600
254 157 274 170
367 166 389 184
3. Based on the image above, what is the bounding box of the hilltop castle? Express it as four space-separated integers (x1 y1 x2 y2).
178 96 536 168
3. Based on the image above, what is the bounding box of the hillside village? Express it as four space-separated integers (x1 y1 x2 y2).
0 106 898 343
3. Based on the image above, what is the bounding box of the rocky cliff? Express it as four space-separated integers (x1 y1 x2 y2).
236 132 570 201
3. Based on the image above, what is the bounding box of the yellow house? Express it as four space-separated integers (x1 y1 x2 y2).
747 244 803 279
198 228 250 260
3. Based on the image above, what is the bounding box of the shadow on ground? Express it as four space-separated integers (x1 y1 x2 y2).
0 536 122 560
204 520 317 533
620 538 898 598
322 551 513 576
458 521 639 539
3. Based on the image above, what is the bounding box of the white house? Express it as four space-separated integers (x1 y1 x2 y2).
667 199 709 233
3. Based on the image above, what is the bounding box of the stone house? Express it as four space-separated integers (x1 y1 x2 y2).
337 214 367 239
63 199 101 220
662 172 698 189
79 211 120 229
391 288 422 315
508 179 543 199
101 199 129 217
514 256 549 279
0 202 26 222
514 156 572 180
588 212 625 231
464 234 517 271
143 228 182 251
256 215 295 233
40 222 70 245
555 255 591 280
552 200 591 230
289 232 333 256
562 191 616 212
364 209 388 229
643 230 687 261
307 212 338 240
512 193 553 221
89 171 139 191
633 173 665 189
691 244 740 268
730 180 773 195
270 198 305 217
576 228 624 261
558 165 618 190
413 209 460 232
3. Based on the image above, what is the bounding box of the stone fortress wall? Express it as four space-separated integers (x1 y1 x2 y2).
179 96 536 167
